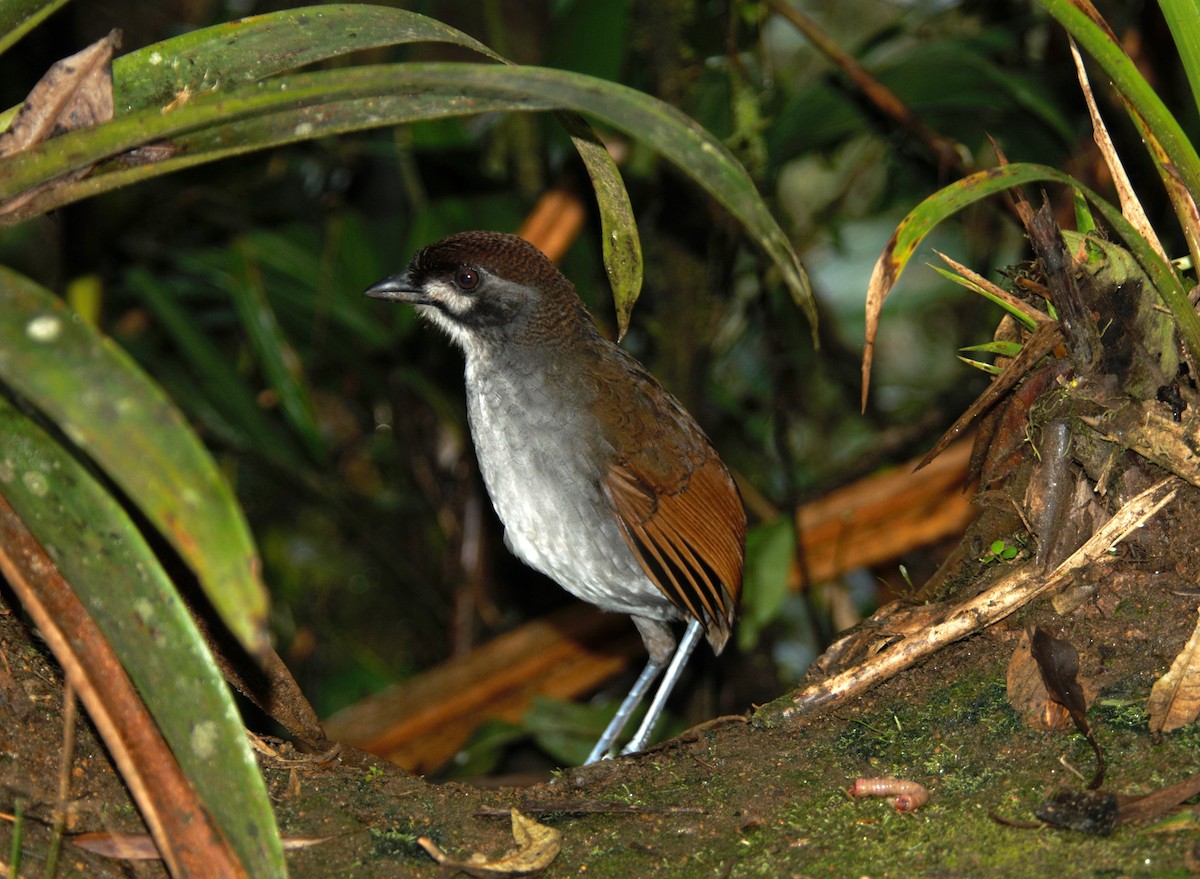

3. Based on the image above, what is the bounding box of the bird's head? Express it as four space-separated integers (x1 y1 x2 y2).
365 231 591 353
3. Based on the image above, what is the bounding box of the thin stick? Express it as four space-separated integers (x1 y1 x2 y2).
45 683 77 879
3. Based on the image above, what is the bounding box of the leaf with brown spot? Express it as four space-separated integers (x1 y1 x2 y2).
0 29 119 158
1147 607 1200 734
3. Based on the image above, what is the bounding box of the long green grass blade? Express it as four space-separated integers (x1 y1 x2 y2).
228 244 327 463
127 268 306 468
0 0 69 58
1158 0 1200 123
1036 0 1200 206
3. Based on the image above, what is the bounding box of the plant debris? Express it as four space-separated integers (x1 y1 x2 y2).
418 809 560 877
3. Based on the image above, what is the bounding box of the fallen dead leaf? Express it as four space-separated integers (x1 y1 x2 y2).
1147 606 1200 734
1029 627 1105 789
418 808 561 877
1007 628 1071 731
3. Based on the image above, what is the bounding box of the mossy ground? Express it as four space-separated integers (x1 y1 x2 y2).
2 555 1197 878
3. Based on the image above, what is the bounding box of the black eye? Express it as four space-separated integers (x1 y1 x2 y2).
453 268 480 290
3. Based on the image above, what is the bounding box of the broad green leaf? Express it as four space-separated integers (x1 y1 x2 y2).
0 397 284 878
0 62 813 329
864 163 1200 400
0 267 270 657
0 0 69 58
557 111 642 339
112 3 504 110
108 4 643 334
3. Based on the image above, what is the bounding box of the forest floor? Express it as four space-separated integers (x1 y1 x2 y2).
2 541 1198 878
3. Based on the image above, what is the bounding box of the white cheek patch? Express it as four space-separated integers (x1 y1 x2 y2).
425 279 473 315
419 279 477 350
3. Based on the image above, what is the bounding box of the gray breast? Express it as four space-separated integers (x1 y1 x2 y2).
462 354 675 621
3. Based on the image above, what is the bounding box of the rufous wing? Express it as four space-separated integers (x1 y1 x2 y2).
603 453 745 653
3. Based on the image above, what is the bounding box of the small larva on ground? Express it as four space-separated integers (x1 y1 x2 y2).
847 777 930 812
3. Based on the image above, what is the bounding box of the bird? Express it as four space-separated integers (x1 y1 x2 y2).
365 231 746 763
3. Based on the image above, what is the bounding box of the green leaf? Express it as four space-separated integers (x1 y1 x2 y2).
868 162 1200 373
0 61 812 331
556 111 642 339
108 4 646 332
1160 0 1200 123
737 516 797 651
1036 0 1200 210
1071 187 1096 236
928 265 1040 331
111 3 504 110
957 356 1003 375
445 718 526 779
0 267 270 658
960 340 1024 357
0 397 284 878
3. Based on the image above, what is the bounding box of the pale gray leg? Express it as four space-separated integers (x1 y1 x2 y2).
584 655 664 765
620 619 704 756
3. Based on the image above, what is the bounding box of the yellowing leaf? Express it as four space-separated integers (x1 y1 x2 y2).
418 809 561 877
1148 607 1200 734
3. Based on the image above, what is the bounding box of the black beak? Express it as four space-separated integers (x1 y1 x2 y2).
363 274 422 302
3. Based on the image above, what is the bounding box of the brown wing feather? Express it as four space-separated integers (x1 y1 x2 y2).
603 451 745 653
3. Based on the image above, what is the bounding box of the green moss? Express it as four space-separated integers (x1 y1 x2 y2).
367 822 432 861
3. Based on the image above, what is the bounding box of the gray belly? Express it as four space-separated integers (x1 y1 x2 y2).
464 365 674 621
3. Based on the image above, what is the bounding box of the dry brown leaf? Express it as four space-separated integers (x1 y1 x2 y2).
1007 629 1072 731
418 809 561 877
0 29 120 216
0 29 118 156
1147 607 1200 734
1067 38 1167 264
